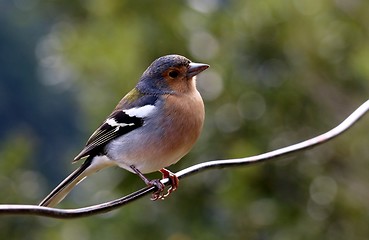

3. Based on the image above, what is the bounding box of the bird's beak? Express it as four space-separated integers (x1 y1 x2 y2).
187 62 209 78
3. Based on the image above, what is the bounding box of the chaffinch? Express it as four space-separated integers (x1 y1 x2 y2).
39 54 209 207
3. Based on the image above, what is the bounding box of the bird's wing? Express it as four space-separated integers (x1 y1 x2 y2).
73 93 159 161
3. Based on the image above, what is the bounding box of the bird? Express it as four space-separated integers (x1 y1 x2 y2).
39 54 209 207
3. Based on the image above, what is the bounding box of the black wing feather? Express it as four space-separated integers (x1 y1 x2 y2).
73 92 159 161
73 110 143 161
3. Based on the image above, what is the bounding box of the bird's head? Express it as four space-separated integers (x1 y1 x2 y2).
136 55 209 95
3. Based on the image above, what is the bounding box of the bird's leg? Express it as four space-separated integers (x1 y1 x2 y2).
160 168 179 198
130 165 165 200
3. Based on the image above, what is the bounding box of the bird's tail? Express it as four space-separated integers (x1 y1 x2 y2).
39 156 113 207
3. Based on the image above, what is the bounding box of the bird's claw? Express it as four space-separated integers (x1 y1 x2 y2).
160 168 179 198
148 179 165 200
150 169 179 201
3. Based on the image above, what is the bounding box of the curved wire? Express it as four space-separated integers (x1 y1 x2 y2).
1 100 369 218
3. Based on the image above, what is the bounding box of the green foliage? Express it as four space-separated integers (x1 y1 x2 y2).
1 0 369 239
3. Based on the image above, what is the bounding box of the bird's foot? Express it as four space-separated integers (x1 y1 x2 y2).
147 179 166 201
130 165 179 201
159 168 179 199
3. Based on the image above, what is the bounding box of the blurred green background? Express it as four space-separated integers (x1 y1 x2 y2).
1 0 369 239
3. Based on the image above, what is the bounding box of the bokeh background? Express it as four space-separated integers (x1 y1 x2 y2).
1 0 369 239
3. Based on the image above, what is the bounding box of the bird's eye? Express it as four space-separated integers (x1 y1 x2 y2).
168 70 179 79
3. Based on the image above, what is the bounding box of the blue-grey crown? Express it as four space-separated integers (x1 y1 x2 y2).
136 55 191 94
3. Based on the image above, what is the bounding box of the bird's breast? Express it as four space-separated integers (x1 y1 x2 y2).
161 91 205 153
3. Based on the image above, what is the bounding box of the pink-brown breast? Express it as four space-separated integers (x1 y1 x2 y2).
159 89 205 163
